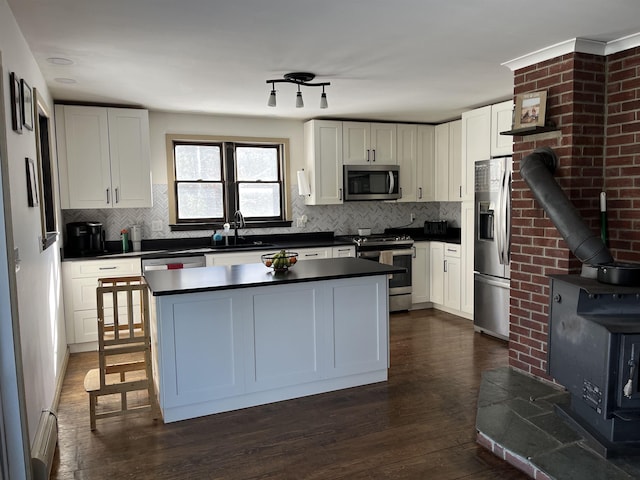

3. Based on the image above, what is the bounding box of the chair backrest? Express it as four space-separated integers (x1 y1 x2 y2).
96 276 151 388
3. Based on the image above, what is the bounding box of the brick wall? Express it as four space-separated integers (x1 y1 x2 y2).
605 47 640 260
508 50 634 379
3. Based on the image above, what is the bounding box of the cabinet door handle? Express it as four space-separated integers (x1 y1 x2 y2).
106 188 111 204
99 266 117 270
459 185 462 198
418 187 423 199
304 253 319 257
412 246 416 259
339 188 343 201
444 259 447 272
115 187 119 204
372 149 376 162
366 149 370 162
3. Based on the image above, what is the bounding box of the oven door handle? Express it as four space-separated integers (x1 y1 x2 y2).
358 251 380 259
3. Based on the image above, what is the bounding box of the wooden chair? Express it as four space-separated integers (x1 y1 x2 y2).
84 276 160 430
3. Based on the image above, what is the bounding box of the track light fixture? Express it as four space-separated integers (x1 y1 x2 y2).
266 72 330 109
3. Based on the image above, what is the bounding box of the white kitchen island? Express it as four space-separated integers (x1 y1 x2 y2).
143 257 403 423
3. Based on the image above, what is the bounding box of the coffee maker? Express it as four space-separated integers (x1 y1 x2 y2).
66 222 105 256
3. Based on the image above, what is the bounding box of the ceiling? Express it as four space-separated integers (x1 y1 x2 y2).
7 0 640 124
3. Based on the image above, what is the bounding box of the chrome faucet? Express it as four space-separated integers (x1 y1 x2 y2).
233 210 245 244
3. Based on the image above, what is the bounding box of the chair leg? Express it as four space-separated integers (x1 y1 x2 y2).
89 393 97 431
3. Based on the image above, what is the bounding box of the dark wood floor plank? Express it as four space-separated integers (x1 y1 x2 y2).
51 309 530 479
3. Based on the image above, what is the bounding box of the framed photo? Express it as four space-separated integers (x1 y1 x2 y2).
21 79 33 131
514 91 547 129
9 72 22 133
25 157 39 207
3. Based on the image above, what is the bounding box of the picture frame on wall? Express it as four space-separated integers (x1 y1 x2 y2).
9 72 22 134
514 91 547 130
25 157 39 207
21 78 34 131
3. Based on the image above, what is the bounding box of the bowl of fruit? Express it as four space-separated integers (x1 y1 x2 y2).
261 250 298 272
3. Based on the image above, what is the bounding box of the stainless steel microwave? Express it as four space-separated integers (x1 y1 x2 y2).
343 164 400 201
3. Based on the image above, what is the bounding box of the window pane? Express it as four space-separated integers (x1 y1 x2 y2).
177 183 223 219
175 144 221 181
238 183 281 217
236 146 278 181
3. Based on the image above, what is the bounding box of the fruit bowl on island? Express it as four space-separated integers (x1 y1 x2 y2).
261 250 298 272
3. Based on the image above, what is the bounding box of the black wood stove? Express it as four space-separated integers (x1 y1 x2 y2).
519 147 640 457
549 275 640 457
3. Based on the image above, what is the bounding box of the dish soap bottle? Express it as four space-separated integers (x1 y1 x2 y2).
121 229 129 253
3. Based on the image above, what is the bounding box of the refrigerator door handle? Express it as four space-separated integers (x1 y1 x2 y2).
495 165 505 264
504 168 512 265
497 164 509 265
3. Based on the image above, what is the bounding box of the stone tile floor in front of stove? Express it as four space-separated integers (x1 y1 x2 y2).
476 367 640 480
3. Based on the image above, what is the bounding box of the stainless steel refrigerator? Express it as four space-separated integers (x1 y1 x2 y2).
473 157 512 340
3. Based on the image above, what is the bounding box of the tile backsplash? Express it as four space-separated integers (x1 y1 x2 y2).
62 184 461 241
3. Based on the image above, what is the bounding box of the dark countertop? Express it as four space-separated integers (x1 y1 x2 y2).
144 257 404 296
63 232 354 261
385 227 461 244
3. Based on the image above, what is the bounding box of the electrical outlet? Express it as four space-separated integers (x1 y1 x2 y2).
410 213 416 223
152 220 163 232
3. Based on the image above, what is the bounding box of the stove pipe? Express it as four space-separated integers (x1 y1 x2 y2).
519 147 613 266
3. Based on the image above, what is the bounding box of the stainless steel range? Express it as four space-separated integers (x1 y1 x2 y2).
347 234 413 312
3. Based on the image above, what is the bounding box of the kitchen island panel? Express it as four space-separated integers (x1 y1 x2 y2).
332 280 388 376
250 286 322 389
155 293 246 412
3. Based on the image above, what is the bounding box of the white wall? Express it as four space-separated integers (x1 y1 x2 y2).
149 111 304 184
1 0 66 462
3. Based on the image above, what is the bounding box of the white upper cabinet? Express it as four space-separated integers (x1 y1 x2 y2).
56 105 152 209
434 120 462 201
416 125 435 202
303 120 343 205
461 105 491 201
396 124 418 202
491 100 514 157
448 120 462 201
343 122 396 165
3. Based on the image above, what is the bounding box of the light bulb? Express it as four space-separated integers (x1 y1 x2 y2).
320 92 328 109
267 84 276 107
296 90 304 108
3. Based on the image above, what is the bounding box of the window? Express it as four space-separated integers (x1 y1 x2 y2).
34 89 58 250
167 134 290 229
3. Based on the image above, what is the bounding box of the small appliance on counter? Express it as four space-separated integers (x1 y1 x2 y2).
424 220 448 236
130 224 142 252
66 221 105 256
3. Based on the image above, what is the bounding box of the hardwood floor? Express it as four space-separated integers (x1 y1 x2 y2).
52 309 530 479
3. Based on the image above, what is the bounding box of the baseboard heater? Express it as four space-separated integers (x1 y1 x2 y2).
31 410 58 480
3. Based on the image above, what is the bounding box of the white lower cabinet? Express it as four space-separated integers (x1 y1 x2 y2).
296 247 332 261
411 241 430 305
461 202 474 317
443 244 461 311
62 258 142 351
206 250 270 267
332 245 356 257
429 242 461 313
429 243 444 305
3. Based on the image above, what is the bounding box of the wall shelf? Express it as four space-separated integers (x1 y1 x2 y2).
500 124 558 136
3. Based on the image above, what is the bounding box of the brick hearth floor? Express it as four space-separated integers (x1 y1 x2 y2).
476 367 640 480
